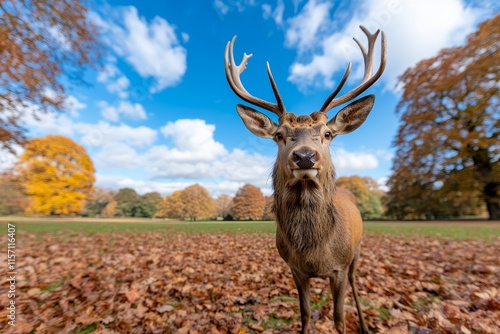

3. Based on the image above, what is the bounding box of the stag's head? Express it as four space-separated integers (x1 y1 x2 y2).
225 27 386 187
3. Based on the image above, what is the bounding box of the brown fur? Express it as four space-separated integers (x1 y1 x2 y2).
270 114 368 334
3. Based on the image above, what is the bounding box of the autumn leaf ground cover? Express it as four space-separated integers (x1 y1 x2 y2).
0 221 499 333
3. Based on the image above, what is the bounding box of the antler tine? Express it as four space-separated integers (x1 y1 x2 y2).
266 62 286 113
319 26 387 114
319 63 352 113
224 36 286 117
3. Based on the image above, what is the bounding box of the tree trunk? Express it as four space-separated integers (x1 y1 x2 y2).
484 182 500 220
469 146 499 220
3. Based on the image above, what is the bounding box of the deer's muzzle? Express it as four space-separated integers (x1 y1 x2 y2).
292 147 317 169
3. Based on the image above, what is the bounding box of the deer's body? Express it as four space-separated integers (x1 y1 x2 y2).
274 187 362 278
224 26 386 333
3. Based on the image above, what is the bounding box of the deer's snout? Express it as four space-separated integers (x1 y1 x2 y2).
292 147 318 169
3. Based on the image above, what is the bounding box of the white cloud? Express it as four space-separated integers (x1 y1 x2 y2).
213 0 258 16
78 121 157 148
20 95 85 137
106 6 187 93
332 147 379 174
97 60 130 98
99 100 147 122
94 142 144 168
160 119 227 160
286 0 485 92
262 3 272 18
262 0 285 26
214 0 230 16
285 0 332 52
41 90 86 117
0 145 23 172
63 95 86 116
376 176 389 192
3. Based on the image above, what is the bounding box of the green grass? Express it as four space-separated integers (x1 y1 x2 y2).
0 219 276 235
41 279 65 293
0 217 499 240
261 315 293 329
363 221 500 239
71 323 97 334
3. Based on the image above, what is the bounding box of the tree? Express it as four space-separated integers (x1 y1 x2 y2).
138 192 162 218
155 190 185 219
181 184 215 221
232 184 266 220
262 195 275 220
0 173 29 215
114 188 139 217
388 15 499 220
16 135 95 215
82 187 115 217
337 176 384 220
101 200 117 218
112 189 161 218
215 194 233 220
0 0 103 153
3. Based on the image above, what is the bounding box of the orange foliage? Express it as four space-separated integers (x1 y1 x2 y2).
232 184 266 220
17 135 95 215
156 190 184 219
0 0 103 152
181 184 216 220
389 15 499 219
156 185 216 220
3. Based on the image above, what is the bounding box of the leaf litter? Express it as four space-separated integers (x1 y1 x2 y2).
0 231 498 333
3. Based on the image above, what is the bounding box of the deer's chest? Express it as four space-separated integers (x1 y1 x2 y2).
275 230 353 278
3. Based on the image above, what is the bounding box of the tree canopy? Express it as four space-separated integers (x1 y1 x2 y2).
181 184 215 221
156 190 185 219
337 176 384 220
0 0 103 153
16 135 95 215
82 187 115 217
232 184 266 220
388 15 499 220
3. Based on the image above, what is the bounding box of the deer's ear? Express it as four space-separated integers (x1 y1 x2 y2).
236 104 278 138
327 95 375 135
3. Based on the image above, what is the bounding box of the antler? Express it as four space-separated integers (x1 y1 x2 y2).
319 26 387 113
225 36 286 117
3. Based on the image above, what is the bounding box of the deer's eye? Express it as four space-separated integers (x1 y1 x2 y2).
275 133 283 141
324 132 332 139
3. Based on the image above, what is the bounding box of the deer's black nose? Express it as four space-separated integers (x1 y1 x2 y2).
293 149 316 169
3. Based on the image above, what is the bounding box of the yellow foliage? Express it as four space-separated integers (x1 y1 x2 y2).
181 184 216 220
101 200 117 218
17 135 95 215
156 191 184 218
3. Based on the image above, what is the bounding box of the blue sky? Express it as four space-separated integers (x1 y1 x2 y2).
10 0 499 196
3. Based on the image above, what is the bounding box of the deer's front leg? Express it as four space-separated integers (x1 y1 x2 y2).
292 270 311 334
330 271 348 334
349 246 369 334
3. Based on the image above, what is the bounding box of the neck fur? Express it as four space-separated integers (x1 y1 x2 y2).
272 164 338 252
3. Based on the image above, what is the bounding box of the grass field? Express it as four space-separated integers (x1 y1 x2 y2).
1 216 499 240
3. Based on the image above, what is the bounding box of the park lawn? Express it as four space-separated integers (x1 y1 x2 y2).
0 218 499 240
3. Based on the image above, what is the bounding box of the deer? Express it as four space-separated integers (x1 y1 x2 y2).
224 26 386 334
